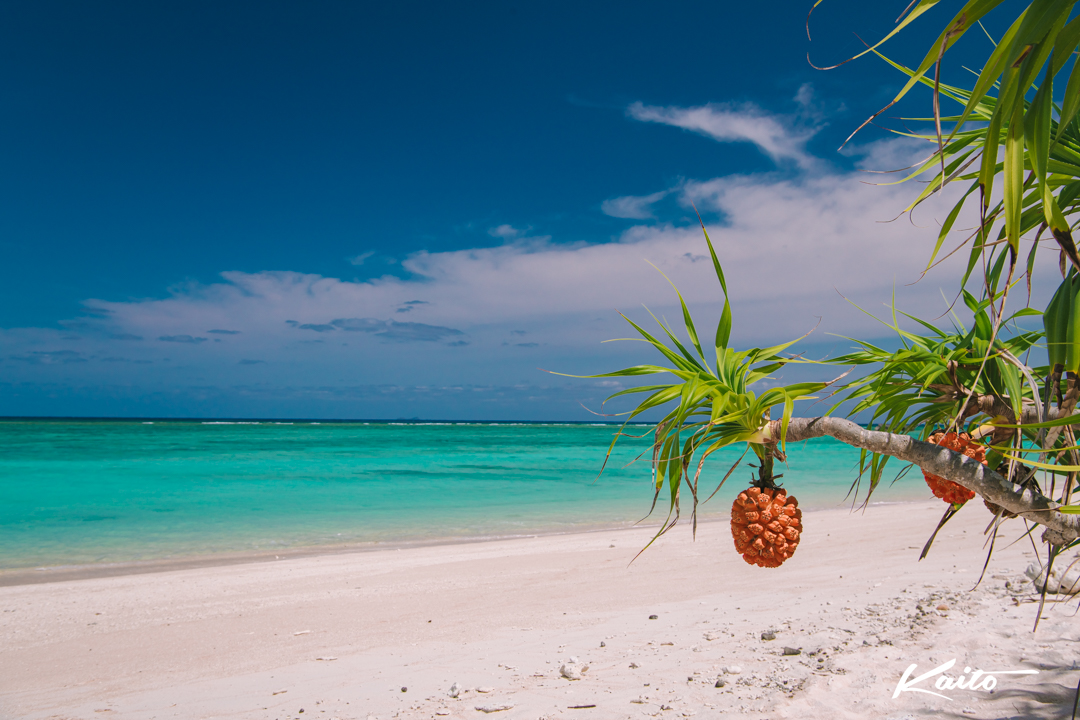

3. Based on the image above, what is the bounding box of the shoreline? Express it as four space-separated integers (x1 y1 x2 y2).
0 497 927 588
1 499 1070 720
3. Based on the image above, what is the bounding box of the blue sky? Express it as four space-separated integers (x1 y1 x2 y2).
0 0 1046 419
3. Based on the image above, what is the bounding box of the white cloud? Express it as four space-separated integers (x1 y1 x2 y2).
487 224 553 244
794 83 816 113
490 222 522 239
488 224 523 239
31 151 1036 355
601 189 670 219
1 102 1050 418
627 100 817 169
793 83 834 123
847 136 935 174
349 250 376 266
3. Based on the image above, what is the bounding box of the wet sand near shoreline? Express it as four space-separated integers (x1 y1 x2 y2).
1 500 1075 720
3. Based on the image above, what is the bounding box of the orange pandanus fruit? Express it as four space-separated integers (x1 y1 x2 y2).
922 432 984 505
730 486 802 568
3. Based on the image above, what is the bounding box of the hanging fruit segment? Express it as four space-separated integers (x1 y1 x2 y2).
730 487 802 568
922 432 986 505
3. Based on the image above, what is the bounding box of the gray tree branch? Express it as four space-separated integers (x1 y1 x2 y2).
762 416 1080 543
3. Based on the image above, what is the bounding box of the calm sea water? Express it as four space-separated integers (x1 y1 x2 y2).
0 420 931 569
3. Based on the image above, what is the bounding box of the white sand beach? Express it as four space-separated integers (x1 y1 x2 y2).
1 500 1076 720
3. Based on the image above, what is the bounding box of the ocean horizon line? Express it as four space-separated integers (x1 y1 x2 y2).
0 415 887 427
0 415 651 425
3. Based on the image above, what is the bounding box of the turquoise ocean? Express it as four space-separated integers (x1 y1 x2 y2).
0 420 932 570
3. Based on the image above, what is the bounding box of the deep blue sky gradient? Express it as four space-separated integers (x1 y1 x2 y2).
0 1 1033 418
0 0 987 324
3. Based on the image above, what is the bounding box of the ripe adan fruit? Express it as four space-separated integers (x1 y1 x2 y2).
730 486 801 568
922 432 985 505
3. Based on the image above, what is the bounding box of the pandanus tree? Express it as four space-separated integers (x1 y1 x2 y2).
569 0 1080 624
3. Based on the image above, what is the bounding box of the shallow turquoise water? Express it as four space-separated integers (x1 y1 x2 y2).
0 420 931 569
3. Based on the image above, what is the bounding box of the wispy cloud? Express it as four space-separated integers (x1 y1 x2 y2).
489 224 523 239
627 100 817 168
287 317 466 343
294 323 337 333
158 335 208 344
601 189 670 219
380 321 465 343
9 350 87 364
487 224 551 244
349 250 376 266
329 318 386 332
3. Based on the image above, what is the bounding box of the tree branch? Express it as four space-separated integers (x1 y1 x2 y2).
926 390 1050 424
763 416 1080 543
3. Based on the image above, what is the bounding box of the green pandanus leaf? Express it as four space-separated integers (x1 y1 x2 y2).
692 211 733 353
949 10 1026 139
822 0 1011 148
1004 101 1026 253
1027 65 1053 197
1057 27 1080 143
1067 278 1080 375
1045 276 1070 369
